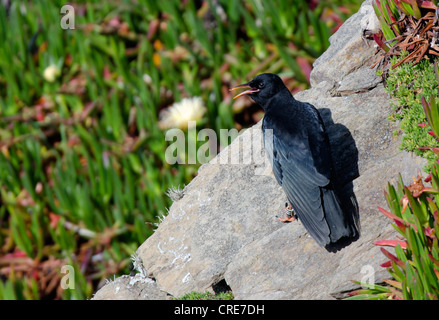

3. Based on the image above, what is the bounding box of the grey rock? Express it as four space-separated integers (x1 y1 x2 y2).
92 274 169 300
137 136 286 297
310 0 379 89
93 0 427 300
360 2 381 36
335 66 382 96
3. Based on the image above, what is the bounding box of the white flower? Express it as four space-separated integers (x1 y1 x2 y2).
43 65 60 82
159 97 206 130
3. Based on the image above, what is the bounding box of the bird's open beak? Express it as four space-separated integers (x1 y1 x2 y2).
230 83 260 99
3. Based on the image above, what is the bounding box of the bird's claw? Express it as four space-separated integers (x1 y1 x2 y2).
277 203 296 223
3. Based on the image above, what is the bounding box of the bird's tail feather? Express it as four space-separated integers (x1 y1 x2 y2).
322 185 360 245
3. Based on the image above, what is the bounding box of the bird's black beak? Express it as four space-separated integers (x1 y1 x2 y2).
230 83 260 99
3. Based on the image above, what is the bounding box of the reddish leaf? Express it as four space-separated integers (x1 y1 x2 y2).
424 226 436 238
380 260 392 268
373 33 390 52
347 289 364 296
394 218 408 232
402 196 409 213
434 209 439 224
147 19 160 40
49 212 61 229
374 240 408 249
419 146 439 156
380 248 406 268
383 278 403 290
377 206 407 225
425 173 432 182
419 1 438 9
308 0 319 10
296 56 312 84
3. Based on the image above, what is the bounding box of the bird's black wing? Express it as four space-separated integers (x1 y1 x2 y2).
264 102 334 246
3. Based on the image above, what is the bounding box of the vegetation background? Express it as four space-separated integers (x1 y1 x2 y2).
345 0 439 300
0 0 363 299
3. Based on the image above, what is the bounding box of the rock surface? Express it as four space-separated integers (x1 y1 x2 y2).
93 0 426 300
92 274 169 300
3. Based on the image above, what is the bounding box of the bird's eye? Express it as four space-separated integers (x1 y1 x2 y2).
258 82 265 89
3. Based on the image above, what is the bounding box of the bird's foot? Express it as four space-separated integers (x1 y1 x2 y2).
277 203 296 223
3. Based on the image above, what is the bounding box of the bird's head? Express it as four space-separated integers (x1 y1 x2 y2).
230 73 288 108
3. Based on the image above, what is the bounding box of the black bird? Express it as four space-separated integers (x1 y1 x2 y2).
231 73 360 249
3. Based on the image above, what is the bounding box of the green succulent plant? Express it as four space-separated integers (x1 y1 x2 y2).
347 171 439 300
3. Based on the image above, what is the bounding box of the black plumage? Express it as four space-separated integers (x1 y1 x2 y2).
231 73 360 249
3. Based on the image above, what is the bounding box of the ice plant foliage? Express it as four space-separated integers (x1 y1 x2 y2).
421 61 439 141
371 0 439 69
347 172 439 299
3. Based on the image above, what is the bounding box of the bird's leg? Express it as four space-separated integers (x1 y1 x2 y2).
277 202 296 223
